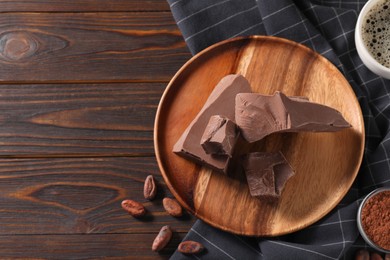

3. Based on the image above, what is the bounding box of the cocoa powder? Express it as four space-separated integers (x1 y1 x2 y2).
361 190 390 251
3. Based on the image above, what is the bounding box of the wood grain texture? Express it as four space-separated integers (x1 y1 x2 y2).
0 83 166 156
0 0 170 12
155 36 365 236
0 12 190 82
0 4 192 258
0 233 186 259
0 157 194 235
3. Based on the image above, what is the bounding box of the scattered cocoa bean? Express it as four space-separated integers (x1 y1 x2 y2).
152 225 172 252
385 253 390 260
178 240 204 255
144 175 157 200
354 250 369 260
121 199 145 217
163 197 183 217
370 252 384 260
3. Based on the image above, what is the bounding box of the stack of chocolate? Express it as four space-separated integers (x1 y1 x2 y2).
173 74 351 201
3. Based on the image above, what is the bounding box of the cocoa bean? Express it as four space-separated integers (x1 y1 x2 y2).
163 197 183 217
121 199 145 217
385 253 390 260
152 225 172 252
143 175 157 200
354 250 369 260
178 240 204 255
370 252 384 260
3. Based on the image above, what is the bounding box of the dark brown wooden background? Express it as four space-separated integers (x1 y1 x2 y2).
0 1 194 258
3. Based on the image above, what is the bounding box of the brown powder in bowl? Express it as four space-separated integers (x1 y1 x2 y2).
361 190 390 251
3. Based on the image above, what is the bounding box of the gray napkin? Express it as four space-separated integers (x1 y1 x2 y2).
167 1 390 259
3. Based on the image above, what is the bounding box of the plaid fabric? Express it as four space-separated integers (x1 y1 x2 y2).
167 0 390 259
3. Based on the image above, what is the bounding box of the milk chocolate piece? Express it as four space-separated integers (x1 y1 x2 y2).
235 91 351 143
200 115 238 157
173 74 252 173
242 151 294 200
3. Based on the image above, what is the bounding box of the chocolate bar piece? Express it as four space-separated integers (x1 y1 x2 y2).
173 74 252 173
242 152 294 200
235 91 351 143
200 115 238 157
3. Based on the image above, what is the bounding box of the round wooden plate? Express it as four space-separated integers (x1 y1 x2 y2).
154 36 364 236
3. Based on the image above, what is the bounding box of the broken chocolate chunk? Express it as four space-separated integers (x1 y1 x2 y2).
200 115 239 157
235 91 351 143
173 74 252 173
242 152 294 200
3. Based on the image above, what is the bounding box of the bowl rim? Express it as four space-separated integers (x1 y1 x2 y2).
357 187 390 254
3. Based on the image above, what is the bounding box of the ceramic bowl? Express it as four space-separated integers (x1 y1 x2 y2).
355 0 390 79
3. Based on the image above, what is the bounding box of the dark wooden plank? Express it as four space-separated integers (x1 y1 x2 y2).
0 0 170 12
0 83 166 156
0 12 191 82
0 233 186 259
0 157 195 235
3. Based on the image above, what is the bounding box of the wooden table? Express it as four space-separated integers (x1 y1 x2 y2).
0 1 194 258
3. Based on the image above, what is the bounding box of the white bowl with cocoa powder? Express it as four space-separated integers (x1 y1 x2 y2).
357 187 390 254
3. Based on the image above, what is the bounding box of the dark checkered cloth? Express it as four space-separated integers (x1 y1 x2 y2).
167 0 390 259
